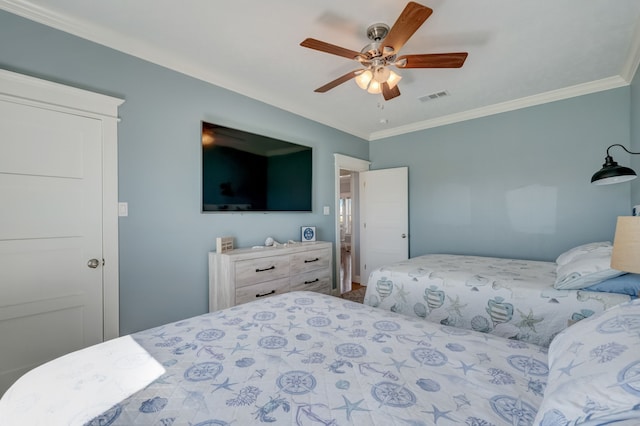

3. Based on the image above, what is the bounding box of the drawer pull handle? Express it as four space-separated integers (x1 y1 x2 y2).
304 278 320 285
304 258 320 263
256 266 275 272
256 290 276 298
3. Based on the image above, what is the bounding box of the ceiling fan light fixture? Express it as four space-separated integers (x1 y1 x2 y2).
300 2 468 101
367 80 382 94
355 70 373 90
373 67 391 83
387 70 402 89
356 67 402 93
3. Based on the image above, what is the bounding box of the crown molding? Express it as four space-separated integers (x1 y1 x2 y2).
369 76 630 141
0 0 373 140
2 0 636 142
621 16 640 83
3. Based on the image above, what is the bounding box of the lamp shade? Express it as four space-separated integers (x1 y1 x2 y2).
591 144 640 185
611 216 640 273
591 156 637 185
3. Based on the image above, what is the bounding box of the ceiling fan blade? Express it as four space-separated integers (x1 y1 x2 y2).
300 38 364 60
396 52 468 68
382 82 401 101
382 2 433 55
314 70 361 93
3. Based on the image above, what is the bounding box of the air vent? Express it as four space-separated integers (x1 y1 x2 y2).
418 90 450 102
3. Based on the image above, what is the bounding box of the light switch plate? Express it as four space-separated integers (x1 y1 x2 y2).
323 206 330 215
118 202 128 217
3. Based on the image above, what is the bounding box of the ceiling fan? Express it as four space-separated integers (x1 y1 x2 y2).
300 1 468 101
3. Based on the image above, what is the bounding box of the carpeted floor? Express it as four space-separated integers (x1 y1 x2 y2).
340 287 366 303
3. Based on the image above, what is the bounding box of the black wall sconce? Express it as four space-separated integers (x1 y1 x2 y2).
591 144 640 185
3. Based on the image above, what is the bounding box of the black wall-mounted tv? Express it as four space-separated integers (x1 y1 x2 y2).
201 121 312 212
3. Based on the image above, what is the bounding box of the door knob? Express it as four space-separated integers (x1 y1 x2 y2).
87 258 100 269
401 234 407 238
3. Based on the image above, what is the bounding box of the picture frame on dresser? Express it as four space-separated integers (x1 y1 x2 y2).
301 226 316 242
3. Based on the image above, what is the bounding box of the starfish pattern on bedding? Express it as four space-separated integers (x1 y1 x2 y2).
230 342 251 354
285 347 304 356
395 284 411 303
387 357 415 373
455 361 480 375
211 377 237 393
446 295 468 317
422 404 454 424
287 321 301 331
334 395 370 421
516 308 543 332
558 359 585 377
421 331 438 341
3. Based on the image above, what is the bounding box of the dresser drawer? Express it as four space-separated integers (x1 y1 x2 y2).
235 255 290 287
209 241 333 311
290 269 331 294
290 248 331 275
235 277 289 305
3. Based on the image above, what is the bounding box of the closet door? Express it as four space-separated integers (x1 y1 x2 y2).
0 99 104 395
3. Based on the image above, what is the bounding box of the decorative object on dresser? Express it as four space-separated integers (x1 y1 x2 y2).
300 226 316 242
215 236 234 253
209 241 332 311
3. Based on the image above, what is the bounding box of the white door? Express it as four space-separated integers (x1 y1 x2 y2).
359 167 409 285
0 100 104 395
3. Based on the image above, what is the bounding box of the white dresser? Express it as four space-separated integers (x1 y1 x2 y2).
208 241 333 311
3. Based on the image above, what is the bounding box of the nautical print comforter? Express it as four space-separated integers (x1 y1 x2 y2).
0 291 548 426
364 254 631 347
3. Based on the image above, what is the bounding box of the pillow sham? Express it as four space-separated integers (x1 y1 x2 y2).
533 298 640 425
554 246 624 290
555 241 612 266
583 273 640 298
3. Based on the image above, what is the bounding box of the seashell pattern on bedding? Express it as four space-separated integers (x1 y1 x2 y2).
364 254 631 347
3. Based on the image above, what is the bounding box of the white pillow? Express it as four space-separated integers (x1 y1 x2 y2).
533 298 640 425
554 246 624 290
555 241 612 266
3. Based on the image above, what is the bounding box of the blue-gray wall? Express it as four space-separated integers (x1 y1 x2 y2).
1 10 638 334
631 65 640 205
0 11 369 334
370 89 633 262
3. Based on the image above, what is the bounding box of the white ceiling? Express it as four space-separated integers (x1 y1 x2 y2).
3 0 640 140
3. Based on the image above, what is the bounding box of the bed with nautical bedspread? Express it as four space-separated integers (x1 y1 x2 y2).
364 243 637 347
2 291 640 425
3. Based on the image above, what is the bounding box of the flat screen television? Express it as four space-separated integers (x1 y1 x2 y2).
201 121 312 212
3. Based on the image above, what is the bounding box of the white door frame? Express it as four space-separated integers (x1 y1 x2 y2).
333 154 370 295
0 69 123 340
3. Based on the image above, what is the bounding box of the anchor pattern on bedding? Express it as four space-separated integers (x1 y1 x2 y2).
79 292 547 425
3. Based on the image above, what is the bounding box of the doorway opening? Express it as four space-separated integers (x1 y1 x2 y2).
333 154 370 294
339 170 354 292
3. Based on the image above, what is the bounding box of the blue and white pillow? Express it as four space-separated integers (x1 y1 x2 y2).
533 298 640 425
